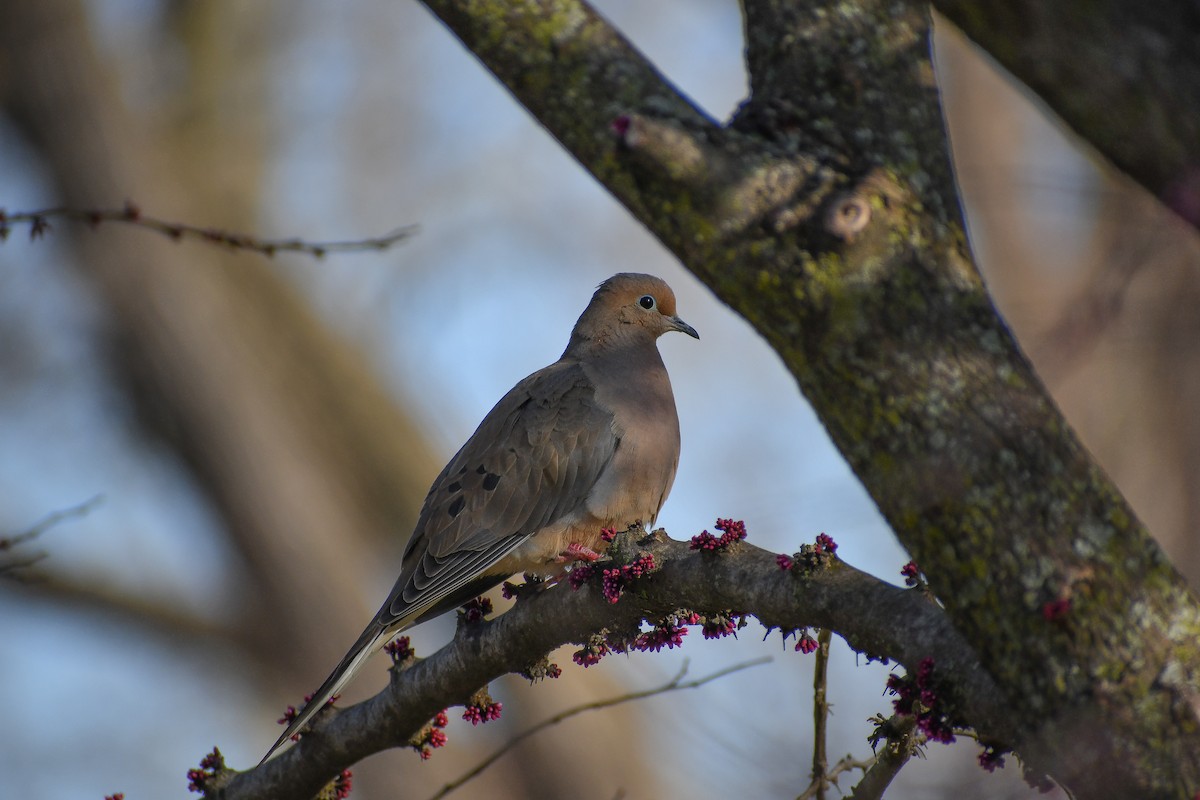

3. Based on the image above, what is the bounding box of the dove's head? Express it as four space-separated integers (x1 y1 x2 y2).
567 273 699 354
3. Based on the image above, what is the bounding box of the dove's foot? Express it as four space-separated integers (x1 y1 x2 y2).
553 543 602 564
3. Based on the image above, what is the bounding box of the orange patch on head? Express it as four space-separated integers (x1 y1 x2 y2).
598 273 677 316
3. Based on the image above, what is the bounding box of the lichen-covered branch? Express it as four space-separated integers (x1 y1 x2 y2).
210 531 1007 800
418 1 1200 796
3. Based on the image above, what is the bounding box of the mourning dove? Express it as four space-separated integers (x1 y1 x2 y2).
262 273 698 762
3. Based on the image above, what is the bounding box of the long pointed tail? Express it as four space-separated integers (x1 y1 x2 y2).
259 619 398 764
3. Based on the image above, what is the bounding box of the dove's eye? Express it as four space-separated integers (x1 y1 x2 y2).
638 295 656 310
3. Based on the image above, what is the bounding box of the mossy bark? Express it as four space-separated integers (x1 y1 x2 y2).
419 0 1200 796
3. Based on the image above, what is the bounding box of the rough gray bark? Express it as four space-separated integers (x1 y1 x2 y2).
215 532 1008 799
399 1 1200 797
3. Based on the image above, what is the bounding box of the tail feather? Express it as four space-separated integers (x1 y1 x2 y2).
258 541 522 764
259 618 402 764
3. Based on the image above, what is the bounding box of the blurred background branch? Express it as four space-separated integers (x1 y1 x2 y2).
0 203 418 259
0 496 102 578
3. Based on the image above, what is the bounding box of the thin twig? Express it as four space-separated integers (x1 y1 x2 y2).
0 204 417 260
797 755 877 800
0 553 48 576
5 494 104 543
848 715 919 800
425 656 771 800
810 628 833 800
0 495 104 579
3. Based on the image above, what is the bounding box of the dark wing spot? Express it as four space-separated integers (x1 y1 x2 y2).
447 481 462 493
482 473 500 491
448 496 466 518
476 464 487 474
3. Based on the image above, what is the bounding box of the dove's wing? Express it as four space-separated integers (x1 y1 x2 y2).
261 358 618 761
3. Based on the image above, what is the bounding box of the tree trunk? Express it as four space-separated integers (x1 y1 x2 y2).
413 1 1200 796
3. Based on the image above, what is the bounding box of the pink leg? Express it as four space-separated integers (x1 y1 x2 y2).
553 542 602 564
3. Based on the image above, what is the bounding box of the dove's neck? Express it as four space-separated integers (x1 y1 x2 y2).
564 333 670 409
562 326 662 365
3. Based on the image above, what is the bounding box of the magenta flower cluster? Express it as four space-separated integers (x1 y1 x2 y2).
332 769 353 798
778 532 840 573
1042 597 1071 621
602 553 657 603
186 747 225 794
632 619 689 652
276 691 339 742
978 744 1008 773
795 632 819 654
573 611 741 667
568 563 595 590
462 700 503 726
459 596 494 624
690 518 748 552
277 704 298 728
412 709 450 760
571 553 658 602
900 561 922 586
572 638 610 667
384 635 415 663
886 657 956 744
702 614 738 640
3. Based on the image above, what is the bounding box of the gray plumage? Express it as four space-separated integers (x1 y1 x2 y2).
261 273 697 762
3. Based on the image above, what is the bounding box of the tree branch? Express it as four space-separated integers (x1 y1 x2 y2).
1 569 231 643
797 754 876 800
211 530 1008 800
850 715 919 800
810 628 833 800
0 495 103 579
0 205 417 259
413 1 1200 795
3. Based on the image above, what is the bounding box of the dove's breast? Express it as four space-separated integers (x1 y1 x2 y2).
582 347 681 529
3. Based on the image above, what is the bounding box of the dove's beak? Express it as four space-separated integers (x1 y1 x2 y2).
670 316 700 340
